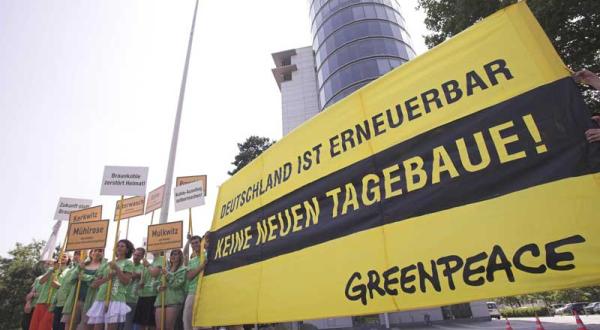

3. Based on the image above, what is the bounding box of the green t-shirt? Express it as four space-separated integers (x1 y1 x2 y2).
55 265 77 307
95 259 134 302
154 265 187 307
139 256 164 297
34 271 53 305
126 262 145 303
84 261 107 312
186 251 206 294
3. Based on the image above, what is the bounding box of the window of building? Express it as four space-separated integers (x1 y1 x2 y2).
283 72 292 81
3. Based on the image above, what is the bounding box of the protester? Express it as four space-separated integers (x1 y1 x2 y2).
51 252 78 330
58 250 86 329
87 240 134 330
183 234 209 330
24 264 46 330
123 247 145 330
30 258 63 330
23 284 36 330
154 249 187 330
74 249 107 330
133 251 161 330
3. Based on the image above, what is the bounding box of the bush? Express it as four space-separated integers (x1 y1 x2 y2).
500 306 552 317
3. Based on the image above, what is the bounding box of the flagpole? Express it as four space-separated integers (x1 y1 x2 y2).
159 0 200 225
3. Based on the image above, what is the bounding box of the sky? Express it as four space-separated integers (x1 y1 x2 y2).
0 0 431 257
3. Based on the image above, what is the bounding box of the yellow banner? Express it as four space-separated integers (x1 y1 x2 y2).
195 3 600 326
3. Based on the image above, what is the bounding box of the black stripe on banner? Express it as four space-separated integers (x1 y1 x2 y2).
205 77 600 276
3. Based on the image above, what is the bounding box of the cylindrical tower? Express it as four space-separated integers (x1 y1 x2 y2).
309 0 416 109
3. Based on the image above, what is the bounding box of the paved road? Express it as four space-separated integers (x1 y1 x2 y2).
394 315 600 329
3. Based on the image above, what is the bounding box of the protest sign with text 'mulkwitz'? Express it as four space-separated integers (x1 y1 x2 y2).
54 197 93 221
100 166 148 196
174 181 205 211
147 221 183 252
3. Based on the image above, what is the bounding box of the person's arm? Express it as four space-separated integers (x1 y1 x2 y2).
585 129 600 143
131 270 142 281
38 268 54 284
183 233 193 265
109 261 132 285
50 279 61 289
149 257 162 278
574 69 600 90
186 258 207 280
90 274 110 289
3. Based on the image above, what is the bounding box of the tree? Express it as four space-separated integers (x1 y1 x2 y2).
417 0 600 112
228 136 276 176
0 240 46 329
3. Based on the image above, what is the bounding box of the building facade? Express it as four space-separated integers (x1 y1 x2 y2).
272 47 320 136
271 0 491 327
310 0 416 109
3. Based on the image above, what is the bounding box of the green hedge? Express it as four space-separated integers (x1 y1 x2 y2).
500 306 552 317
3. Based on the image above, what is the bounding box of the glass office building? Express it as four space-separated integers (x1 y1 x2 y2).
309 0 416 109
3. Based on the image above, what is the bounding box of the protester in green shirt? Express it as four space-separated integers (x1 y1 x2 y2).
76 249 108 330
155 249 187 330
133 251 162 330
183 233 209 330
86 239 134 330
52 251 78 330
28 262 53 330
124 247 145 330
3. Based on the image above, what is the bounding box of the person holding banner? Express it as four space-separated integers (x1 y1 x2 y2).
87 240 134 330
123 247 145 330
51 252 79 330
58 251 86 328
154 249 187 330
79 249 108 330
183 234 208 330
133 252 161 330
30 262 54 330
30 256 68 330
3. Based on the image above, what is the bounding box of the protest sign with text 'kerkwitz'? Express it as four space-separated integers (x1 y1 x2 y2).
176 175 207 195
100 166 148 196
54 198 93 221
69 205 103 223
194 2 600 327
147 221 183 252
114 196 145 220
145 185 165 214
65 220 110 252
174 181 205 211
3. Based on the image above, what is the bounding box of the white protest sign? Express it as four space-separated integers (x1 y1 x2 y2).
100 166 148 196
174 181 205 211
54 197 93 221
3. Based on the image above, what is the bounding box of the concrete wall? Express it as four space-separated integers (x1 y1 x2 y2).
280 46 320 136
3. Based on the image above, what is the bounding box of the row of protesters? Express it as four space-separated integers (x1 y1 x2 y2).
26 232 210 330
28 255 70 330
